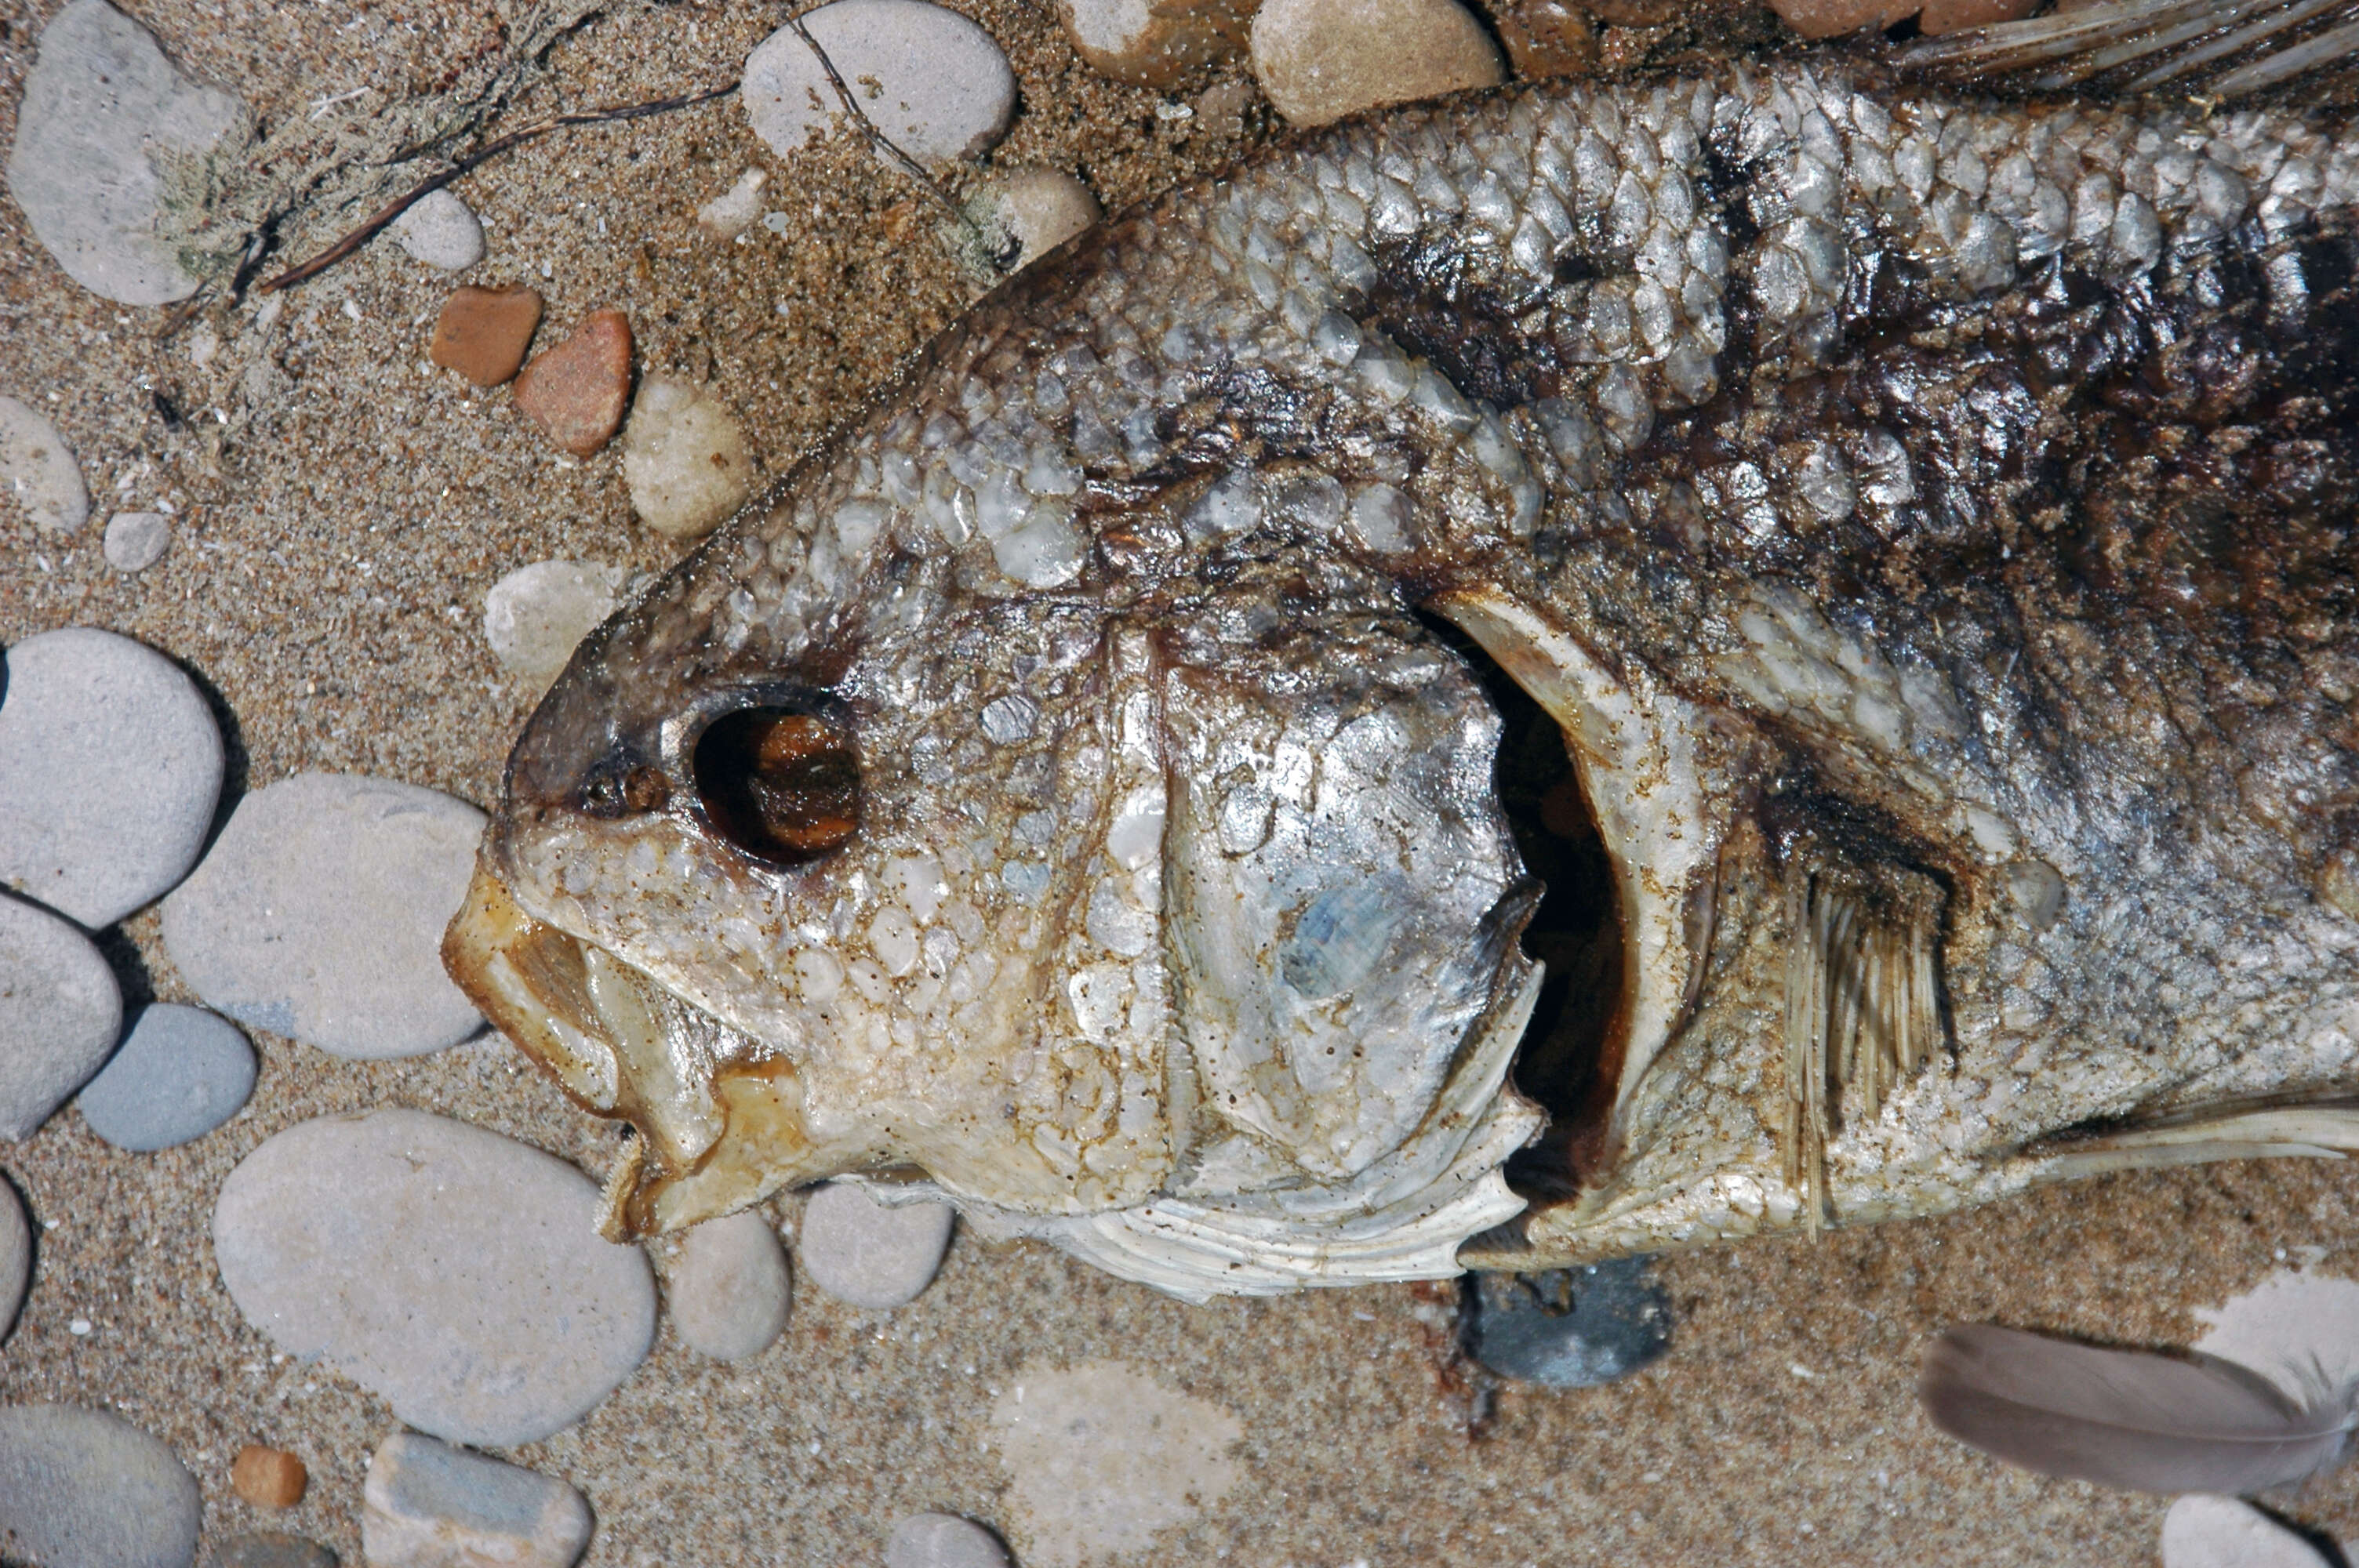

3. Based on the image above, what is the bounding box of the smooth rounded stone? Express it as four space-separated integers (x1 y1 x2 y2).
0 1180 28 1340
211 1533 338 1568
664 1209 791 1362
104 510 172 571
5 0 246 305
0 627 224 927
213 1109 656 1446
1461 1258 1672 1388
160 773 485 1059
1771 0 2033 34
428 285 543 388
2162 1495 2335 1568
886 1512 1012 1568
0 1403 201 1568
363 1432 591 1568
75 1004 254 1152
228 1444 307 1508
483 561 624 690
620 377 754 540
0 394 90 534
394 188 485 271
514 310 634 458
0 895 122 1141
1494 0 1598 77
1248 0 1503 129
743 1 1015 169
798 1182 954 1309
695 169 768 239
964 169 1102 274
1058 0 1249 89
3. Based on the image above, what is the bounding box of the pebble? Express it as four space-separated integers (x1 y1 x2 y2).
0 1403 202 1568
428 285 543 388
103 509 171 571
213 1109 656 1446
229 1443 307 1509
886 1513 1013 1568
743 2 1016 168
1770 0 2033 34
1058 0 1249 89
666 1209 791 1362
159 773 485 1060
75 1004 253 1151
0 895 121 1141
483 561 625 689
394 188 486 271
0 394 90 534
0 626 224 927
212 1534 339 1568
964 169 1102 274
2162 1495 2335 1568
5 0 246 305
514 310 634 457
620 377 754 539
1494 0 1598 78
797 1182 954 1309
361 1432 593 1568
696 169 769 239
0 1180 27 1340
1248 0 1503 129
1461 1258 1672 1388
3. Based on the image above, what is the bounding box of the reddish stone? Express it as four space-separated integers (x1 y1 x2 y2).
427 285 543 387
1918 0 2038 34
512 310 634 457
1496 0 1598 78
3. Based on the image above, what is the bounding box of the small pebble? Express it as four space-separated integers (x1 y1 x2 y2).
213 1109 656 1446
0 1403 202 1568
886 1513 1013 1568
0 1181 28 1341
160 772 485 1060
964 169 1102 274
513 310 634 457
1460 1259 1672 1388
482 561 625 689
394 188 486 271
229 1443 307 1509
695 169 769 239
103 509 171 571
1058 0 1249 89
0 626 224 927
1770 0 2032 34
1493 0 1598 77
0 895 121 1141
1248 0 1503 128
1192 78 1256 139
796 1182 954 1309
2162 1495 2335 1568
361 1432 592 1568
743 1 1016 168
212 1533 339 1568
428 285 543 388
0 394 90 534
666 1209 791 1362
75 1004 254 1151
620 377 754 539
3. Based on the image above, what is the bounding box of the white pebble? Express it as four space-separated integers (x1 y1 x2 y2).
1248 0 1503 129
0 1181 28 1342
0 895 122 1141
160 772 485 1059
362 1432 592 1568
743 0 1016 168
696 169 769 239
621 377 755 541
1059 0 1247 88
965 169 1102 273
5 0 246 304
394 188 485 272
797 1182 954 1308
0 626 224 927
103 510 170 571
214 1109 657 1446
75 1003 254 1152
483 561 624 690
886 1512 1012 1568
2163 1495 2336 1568
0 1404 201 1568
666 1209 792 1362
0 394 90 534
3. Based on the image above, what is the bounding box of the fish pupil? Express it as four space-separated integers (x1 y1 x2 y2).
694 708 863 864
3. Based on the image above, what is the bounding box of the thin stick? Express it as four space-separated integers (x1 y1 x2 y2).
255 82 738 295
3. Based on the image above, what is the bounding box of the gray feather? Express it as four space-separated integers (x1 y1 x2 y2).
1918 1324 2355 1495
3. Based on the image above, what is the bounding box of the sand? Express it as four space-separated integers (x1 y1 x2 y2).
5 1 2359 1563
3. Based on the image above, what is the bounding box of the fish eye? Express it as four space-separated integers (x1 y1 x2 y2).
692 706 863 866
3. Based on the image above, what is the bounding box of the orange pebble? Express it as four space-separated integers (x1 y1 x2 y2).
231 1443 307 1508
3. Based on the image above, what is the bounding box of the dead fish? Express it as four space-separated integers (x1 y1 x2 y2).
444 20 2359 1301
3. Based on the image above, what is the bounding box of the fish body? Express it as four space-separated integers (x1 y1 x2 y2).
445 53 2359 1299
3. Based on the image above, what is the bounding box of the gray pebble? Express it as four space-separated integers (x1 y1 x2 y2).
209 1533 338 1568
483 561 623 691
76 1004 254 1151
0 894 122 1140
665 1209 791 1362
0 1403 201 1568
362 1432 591 1568
394 188 486 272
0 395 89 534
213 1109 656 1446
797 1182 954 1309
743 0 1014 168
964 168 1101 273
161 773 484 1059
1461 1258 1672 1388
104 509 171 572
5 0 247 304
886 1513 1012 1568
0 1180 27 1341
0 627 223 928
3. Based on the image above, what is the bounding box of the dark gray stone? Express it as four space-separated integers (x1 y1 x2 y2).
77 1004 255 1151
1462 1257 1671 1388
210 1533 337 1568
